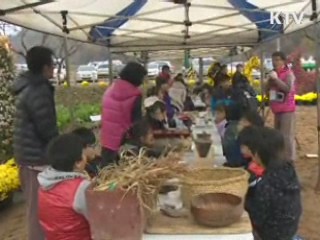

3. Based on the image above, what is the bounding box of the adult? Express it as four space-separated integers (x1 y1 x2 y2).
11 46 59 240
169 73 187 112
101 61 146 166
155 76 175 125
207 61 221 86
231 64 258 112
220 64 228 75
232 64 248 87
267 51 296 161
158 64 171 84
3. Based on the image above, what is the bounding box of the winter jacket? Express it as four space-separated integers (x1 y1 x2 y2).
101 79 142 151
163 92 175 121
38 167 92 240
211 87 233 111
11 72 59 166
246 162 302 240
169 81 187 112
231 81 258 110
270 66 296 114
222 121 246 167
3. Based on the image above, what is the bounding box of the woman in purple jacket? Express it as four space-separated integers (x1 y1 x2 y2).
155 76 176 127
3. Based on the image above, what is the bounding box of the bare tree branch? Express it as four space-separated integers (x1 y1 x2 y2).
41 33 49 46
20 30 28 55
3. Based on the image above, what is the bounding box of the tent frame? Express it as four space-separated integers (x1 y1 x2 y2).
3 0 320 191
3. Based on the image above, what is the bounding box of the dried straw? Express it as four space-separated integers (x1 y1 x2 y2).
93 148 188 211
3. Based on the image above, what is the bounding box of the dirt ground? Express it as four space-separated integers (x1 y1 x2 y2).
0 106 320 240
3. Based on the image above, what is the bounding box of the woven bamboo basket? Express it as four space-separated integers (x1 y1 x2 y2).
181 167 249 208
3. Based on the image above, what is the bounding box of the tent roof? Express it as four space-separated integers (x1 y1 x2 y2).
147 46 251 60
0 0 318 52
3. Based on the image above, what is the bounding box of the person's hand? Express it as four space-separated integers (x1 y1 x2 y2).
268 71 278 80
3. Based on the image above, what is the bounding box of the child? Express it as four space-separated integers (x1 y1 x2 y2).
72 127 101 178
239 126 302 240
211 74 233 111
238 126 265 186
238 110 264 132
38 133 92 240
214 103 227 139
121 119 163 158
144 96 167 130
223 109 264 167
222 103 243 167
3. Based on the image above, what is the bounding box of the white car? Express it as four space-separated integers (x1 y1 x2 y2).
97 63 109 78
147 62 161 77
15 63 28 73
76 65 97 82
97 62 120 78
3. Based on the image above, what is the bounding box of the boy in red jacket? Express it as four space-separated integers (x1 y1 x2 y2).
38 133 92 240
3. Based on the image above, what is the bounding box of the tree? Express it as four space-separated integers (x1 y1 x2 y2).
54 40 79 83
12 29 79 83
12 29 49 60
0 36 15 160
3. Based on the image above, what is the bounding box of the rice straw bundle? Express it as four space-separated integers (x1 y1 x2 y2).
93 148 188 211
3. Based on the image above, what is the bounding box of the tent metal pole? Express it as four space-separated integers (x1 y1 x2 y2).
199 57 203 83
310 0 320 191
276 38 281 51
260 49 265 119
61 11 71 87
107 48 113 83
63 34 71 86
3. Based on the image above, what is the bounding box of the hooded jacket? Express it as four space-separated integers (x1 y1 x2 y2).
11 72 59 166
38 167 91 240
246 162 302 240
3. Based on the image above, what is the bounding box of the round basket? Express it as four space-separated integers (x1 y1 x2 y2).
181 167 249 208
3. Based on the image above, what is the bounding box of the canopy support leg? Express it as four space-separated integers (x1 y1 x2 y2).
60 11 75 124
308 0 320 192
259 50 266 119
199 57 203 83
276 38 281 51
108 48 113 83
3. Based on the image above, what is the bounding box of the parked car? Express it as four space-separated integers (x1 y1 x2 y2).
76 65 97 82
97 63 109 79
88 61 101 69
147 62 161 77
15 63 28 73
147 61 175 77
97 62 120 79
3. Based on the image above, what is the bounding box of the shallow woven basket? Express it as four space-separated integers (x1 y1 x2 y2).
181 167 249 208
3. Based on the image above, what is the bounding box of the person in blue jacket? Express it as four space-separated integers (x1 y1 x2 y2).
211 74 233 112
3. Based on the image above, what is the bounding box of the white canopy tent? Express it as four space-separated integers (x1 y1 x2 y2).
0 0 319 53
2 0 320 191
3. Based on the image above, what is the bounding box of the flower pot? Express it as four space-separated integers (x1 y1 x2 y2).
86 187 145 240
194 138 212 158
196 132 211 141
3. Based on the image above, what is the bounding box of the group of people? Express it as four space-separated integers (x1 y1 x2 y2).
10 45 300 240
209 51 301 240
